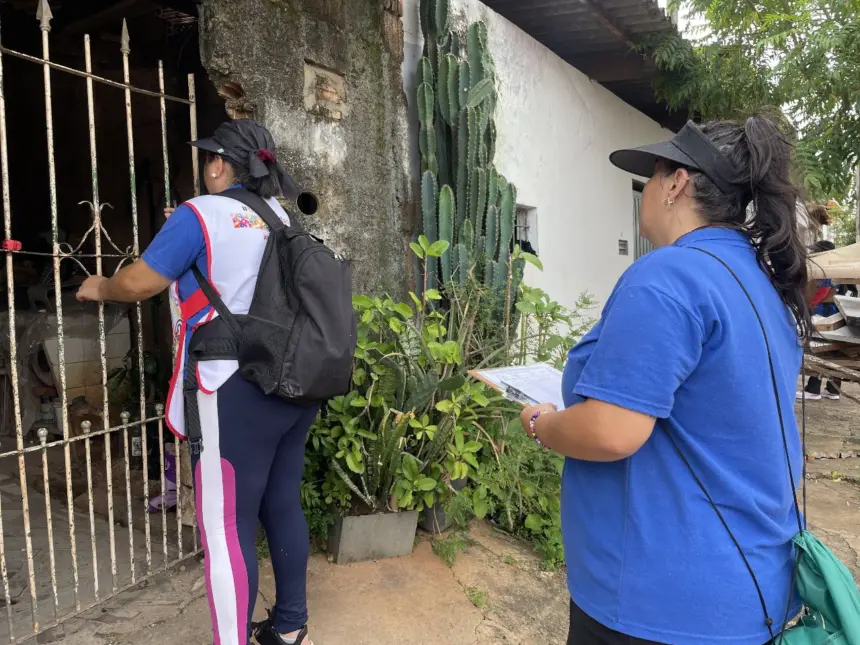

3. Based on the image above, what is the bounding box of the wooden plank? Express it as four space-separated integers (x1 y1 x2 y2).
809 340 843 354
819 325 860 346
814 312 846 332
805 354 860 382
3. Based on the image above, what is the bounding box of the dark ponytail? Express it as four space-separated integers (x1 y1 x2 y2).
666 116 812 337
204 150 284 200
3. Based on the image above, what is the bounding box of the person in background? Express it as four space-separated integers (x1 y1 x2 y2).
799 239 842 401
804 202 831 246
76 120 315 645
520 117 808 645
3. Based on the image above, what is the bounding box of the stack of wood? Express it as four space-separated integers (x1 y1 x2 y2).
806 295 860 386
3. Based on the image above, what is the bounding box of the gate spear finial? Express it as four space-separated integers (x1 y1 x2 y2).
121 19 130 55
36 0 53 32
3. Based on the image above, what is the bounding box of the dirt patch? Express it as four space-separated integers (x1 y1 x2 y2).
449 522 569 644
797 381 860 580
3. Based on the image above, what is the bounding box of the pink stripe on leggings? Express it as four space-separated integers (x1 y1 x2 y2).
221 459 249 644
195 459 249 645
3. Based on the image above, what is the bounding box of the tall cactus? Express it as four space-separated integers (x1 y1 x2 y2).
416 14 523 325
422 171 439 289
498 182 515 268
470 168 487 239
438 185 455 285
484 204 498 259
422 171 439 242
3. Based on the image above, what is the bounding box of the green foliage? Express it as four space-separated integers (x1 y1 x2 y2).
515 287 596 368
643 0 860 202
471 419 567 570
466 586 488 609
301 241 596 568
107 347 160 410
431 532 471 567
255 525 270 560
309 273 518 514
828 201 858 247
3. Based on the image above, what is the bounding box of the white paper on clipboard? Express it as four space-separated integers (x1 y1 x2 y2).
469 364 566 410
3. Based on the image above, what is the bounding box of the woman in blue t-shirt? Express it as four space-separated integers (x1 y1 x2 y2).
520 117 809 645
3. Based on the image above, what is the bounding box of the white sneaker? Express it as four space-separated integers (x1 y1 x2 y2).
796 391 821 401
822 392 841 401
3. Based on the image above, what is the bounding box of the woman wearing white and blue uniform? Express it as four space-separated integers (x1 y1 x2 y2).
77 119 315 645
519 117 810 644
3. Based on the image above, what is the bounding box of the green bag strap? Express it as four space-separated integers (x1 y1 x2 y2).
662 245 808 641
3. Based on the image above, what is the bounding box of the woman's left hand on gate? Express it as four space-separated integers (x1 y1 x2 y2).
76 276 107 302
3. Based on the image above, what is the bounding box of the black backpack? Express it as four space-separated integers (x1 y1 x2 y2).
190 188 356 403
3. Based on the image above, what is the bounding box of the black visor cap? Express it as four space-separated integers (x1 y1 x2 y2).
609 121 744 196
188 137 228 157
609 140 699 179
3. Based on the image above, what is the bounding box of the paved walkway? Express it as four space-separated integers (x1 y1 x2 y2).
17 386 860 644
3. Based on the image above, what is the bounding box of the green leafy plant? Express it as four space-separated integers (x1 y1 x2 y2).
310 247 518 515
469 418 567 570
515 287 596 368
107 347 160 411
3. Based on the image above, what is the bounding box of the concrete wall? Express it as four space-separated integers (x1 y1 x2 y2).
198 0 413 296
402 0 671 310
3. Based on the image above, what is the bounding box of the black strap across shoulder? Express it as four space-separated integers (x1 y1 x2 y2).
188 188 295 335
666 246 807 640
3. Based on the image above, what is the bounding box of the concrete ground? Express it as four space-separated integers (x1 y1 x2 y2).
39 384 860 645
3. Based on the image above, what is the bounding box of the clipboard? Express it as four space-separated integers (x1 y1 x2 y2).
468 364 565 409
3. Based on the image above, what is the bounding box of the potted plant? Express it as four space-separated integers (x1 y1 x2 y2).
313 240 512 563
107 347 162 475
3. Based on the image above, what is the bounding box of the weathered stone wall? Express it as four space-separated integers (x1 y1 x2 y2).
198 0 413 296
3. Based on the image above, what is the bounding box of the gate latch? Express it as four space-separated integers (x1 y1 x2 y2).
1 240 21 252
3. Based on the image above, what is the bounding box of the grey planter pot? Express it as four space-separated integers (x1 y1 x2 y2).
418 478 467 534
327 510 419 565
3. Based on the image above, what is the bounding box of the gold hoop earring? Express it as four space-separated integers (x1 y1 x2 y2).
663 197 675 209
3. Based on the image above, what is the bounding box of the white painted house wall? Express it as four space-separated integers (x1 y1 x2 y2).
402 0 672 310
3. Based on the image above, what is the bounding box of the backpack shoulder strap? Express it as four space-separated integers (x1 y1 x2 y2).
219 188 302 236
190 265 242 338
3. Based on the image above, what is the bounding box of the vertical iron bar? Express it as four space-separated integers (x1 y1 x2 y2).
37 429 59 621
81 420 99 601
84 32 118 594
168 406 182 558
157 61 169 562
188 74 199 199
121 19 152 571
27 2 63 630
0 13 24 641
187 73 198 552
120 411 135 583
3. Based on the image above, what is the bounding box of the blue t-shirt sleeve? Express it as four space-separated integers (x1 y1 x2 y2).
141 204 205 281
573 285 704 419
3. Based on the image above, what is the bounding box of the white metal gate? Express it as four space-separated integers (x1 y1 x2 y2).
0 2 201 641
632 189 654 259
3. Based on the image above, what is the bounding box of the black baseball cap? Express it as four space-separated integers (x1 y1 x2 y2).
190 119 279 179
610 121 745 196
